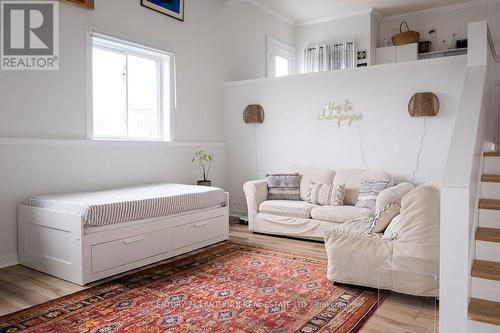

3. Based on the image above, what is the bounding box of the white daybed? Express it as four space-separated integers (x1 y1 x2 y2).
18 183 229 285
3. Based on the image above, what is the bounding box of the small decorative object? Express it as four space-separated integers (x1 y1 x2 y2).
429 29 438 52
418 41 432 54
192 151 213 186
357 49 367 61
408 93 439 117
357 49 367 67
243 104 265 124
64 0 94 9
392 21 420 46
318 100 363 127
141 0 185 21
456 39 468 49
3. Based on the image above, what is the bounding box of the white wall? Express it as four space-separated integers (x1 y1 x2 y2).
224 57 467 215
380 1 500 49
295 13 372 73
224 2 295 81
0 0 295 267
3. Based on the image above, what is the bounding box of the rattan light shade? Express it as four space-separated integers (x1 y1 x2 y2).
408 93 439 117
243 105 265 124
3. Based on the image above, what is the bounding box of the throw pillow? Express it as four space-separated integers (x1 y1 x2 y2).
355 180 390 210
307 182 345 206
382 214 403 240
266 173 301 200
369 202 401 234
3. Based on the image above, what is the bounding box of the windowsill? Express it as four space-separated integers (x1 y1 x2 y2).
0 137 227 147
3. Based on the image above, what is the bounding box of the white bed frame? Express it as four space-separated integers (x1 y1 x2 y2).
18 194 229 285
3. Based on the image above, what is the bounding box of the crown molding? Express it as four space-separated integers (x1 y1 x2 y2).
383 0 500 20
227 0 500 27
296 8 373 27
225 0 296 26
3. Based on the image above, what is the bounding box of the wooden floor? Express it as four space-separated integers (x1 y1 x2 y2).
0 223 438 332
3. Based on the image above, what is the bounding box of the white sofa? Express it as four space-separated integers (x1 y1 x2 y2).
243 166 413 240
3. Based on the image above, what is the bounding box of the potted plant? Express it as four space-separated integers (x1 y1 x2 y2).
192 150 214 186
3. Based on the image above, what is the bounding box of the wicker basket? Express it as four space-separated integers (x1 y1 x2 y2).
392 21 420 46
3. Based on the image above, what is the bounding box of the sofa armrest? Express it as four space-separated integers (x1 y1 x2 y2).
375 182 415 215
243 180 268 229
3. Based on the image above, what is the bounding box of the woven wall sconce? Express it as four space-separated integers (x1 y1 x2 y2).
408 93 440 117
243 104 265 124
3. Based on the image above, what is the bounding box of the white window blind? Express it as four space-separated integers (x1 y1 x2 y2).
304 41 356 73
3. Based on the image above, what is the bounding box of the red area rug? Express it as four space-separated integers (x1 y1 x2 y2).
0 242 384 332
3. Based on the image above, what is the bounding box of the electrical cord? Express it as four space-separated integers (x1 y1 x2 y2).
412 117 427 183
356 121 369 169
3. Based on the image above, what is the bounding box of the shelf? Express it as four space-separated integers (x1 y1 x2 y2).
418 48 467 60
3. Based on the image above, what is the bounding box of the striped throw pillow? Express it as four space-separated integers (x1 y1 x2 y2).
355 180 390 210
266 173 301 200
307 182 345 206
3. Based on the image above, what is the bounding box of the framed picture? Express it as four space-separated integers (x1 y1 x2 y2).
64 0 94 10
357 49 367 67
141 0 185 21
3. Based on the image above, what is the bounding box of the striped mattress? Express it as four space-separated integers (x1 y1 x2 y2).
25 183 226 227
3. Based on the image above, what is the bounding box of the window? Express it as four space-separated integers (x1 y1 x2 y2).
267 36 295 78
90 32 174 141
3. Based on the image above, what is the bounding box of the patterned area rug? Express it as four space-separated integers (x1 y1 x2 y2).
0 242 384 332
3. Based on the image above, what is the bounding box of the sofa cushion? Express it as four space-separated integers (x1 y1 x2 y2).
334 169 392 206
369 202 400 234
266 173 301 200
289 166 336 201
375 182 415 215
311 205 373 223
259 200 318 219
355 180 390 210
307 182 345 206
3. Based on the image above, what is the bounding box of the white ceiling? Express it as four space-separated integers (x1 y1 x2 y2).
232 0 496 25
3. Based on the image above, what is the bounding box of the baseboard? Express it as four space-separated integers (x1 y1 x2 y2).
0 253 19 268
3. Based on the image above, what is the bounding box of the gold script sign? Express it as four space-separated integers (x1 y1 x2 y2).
318 100 363 126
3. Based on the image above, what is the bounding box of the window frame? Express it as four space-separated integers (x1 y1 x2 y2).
266 36 296 78
85 30 176 142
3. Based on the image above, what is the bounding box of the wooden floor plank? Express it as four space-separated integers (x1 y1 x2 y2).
0 223 438 332
476 228 500 243
469 298 500 326
472 260 500 281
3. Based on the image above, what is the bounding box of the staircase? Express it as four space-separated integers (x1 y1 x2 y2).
468 152 500 332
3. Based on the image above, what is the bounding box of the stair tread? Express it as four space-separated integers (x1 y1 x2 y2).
485 152 500 157
482 175 500 183
469 298 500 326
472 260 500 281
477 228 500 243
479 199 500 210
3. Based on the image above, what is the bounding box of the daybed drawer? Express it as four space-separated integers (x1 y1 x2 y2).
91 229 170 273
172 216 227 250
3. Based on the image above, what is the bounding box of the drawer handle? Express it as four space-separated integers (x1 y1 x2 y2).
123 236 145 245
193 221 209 228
